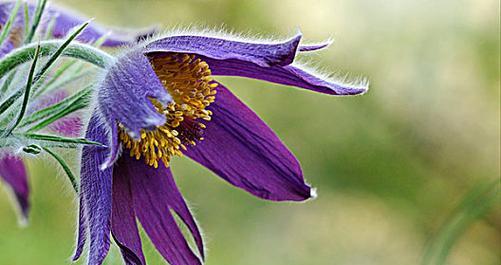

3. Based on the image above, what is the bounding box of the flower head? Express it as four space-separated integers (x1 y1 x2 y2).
76 32 368 265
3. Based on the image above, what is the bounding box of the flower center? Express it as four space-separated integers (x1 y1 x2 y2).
119 53 217 168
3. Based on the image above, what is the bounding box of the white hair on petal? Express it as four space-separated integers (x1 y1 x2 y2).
291 56 370 94
118 24 329 52
118 25 369 94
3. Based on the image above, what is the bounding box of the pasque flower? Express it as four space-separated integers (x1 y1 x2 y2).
75 32 367 265
0 0 154 223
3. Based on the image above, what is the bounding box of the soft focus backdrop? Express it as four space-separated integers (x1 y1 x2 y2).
0 0 499 264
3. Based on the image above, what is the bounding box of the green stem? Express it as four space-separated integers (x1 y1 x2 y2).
0 40 114 80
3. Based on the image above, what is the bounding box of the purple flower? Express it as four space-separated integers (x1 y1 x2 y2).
0 153 29 222
0 89 82 223
0 0 156 57
75 33 367 265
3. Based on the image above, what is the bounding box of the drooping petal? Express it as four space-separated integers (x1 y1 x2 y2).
120 155 202 265
111 159 145 265
77 113 113 265
72 197 87 261
185 83 312 201
203 57 367 95
98 49 171 138
145 34 302 67
0 154 30 220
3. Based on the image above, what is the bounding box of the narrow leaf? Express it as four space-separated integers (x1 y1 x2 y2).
27 87 92 132
0 89 23 115
2 43 40 135
21 85 93 127
32 21 90 88
24 0 47 44
43 147 78 192
22 133 106 147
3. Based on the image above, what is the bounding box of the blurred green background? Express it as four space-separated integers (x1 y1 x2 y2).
0 0 499 264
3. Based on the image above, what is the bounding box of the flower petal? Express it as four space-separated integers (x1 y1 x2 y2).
145 34 302 67
98 49 171 138
78 113 113 265
185 83 312 201
48 116 82 137
122 155 202 265
298 41 332 52
203 57 367 95
0 154 30 221
112 160 145 265
72 197 87 261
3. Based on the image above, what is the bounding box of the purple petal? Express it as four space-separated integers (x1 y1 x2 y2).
299 41 332 52
78 113 113 265
111 160 145 265
145 34 302 67
98 49 170 137
48 116 82 137
0 38 16 58
101 122 120 170
0 154 30 220
185 83 312 201
121 155 202 265
204 57 367 95
72 197 87 261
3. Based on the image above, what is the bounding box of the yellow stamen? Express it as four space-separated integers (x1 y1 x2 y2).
119 53 217 168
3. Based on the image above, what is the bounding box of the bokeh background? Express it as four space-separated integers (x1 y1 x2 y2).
0 0 499 264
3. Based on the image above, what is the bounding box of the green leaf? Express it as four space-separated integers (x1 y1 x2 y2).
33 61 86 97
21 85 93 127
24 0 48 44
2 43 40 136
0 40 113 80
0 22 103 120
26 87 92 132
42 147 79 192
22 133 106 147
0 0 22 47
0 89 23 116
32 21 90 89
